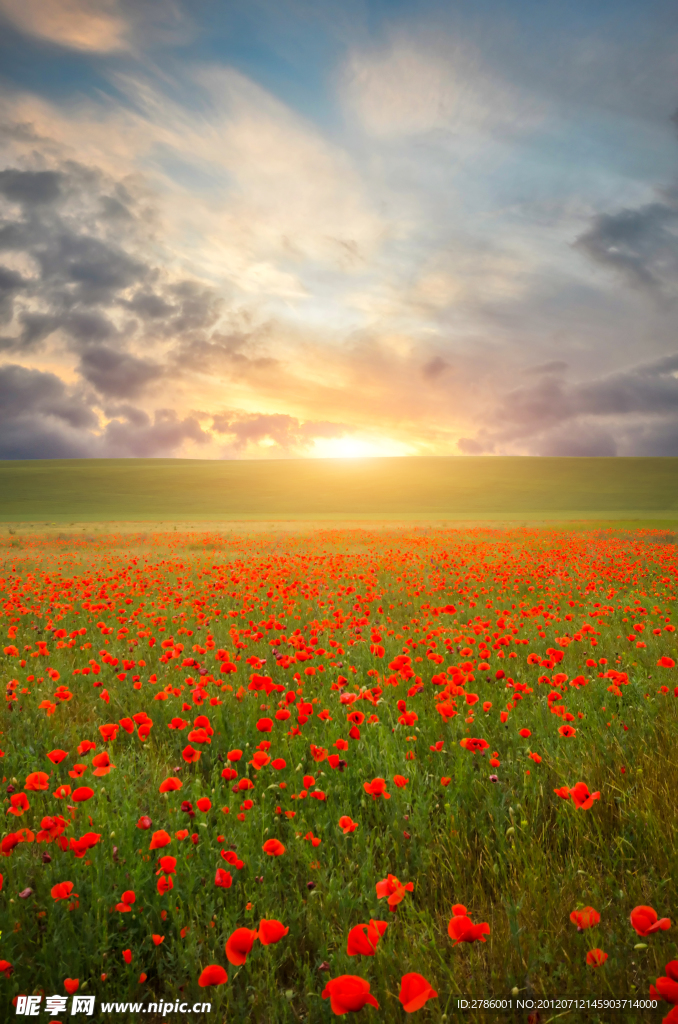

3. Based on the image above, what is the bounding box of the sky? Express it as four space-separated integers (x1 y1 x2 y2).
0 0 677 459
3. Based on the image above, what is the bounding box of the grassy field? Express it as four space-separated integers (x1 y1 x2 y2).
1 457 677 522
1 523 677 1022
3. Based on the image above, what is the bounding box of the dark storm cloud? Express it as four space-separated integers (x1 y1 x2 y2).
0 168 63 206
211 410 349 453
1 308 119 352
457 352 678 456
163 280 225 335
0 149 245 452
0 363 97 458
79 345 164 399
0 363 208 457
0 263 27 323
0 155 238 405
120 288 177 320
101 408 210 457
572 192 678 297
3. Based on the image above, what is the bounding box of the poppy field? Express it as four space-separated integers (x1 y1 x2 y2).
1 524 677 1022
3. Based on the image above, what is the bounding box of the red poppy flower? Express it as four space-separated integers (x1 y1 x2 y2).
459 738 490 753
51 881 77 901
257 919 289 945
72 787 94 802
554 786 570 800
196 797 212 812
518 729 531 739
157 875 173 894
0 960 12 978
225 927 258 965
99 724 119 742
182 745 201 763
68 764 88 778
448 912 490 944
262 838 285 856
92 752 114 777
159 777 182 793
630 905 672 936
7 793 29 816
215 868 232 888
1 833 21 856
652 962 678 1004
122 949 132 964
227 749 243 762
115 890 136 912
25 772 49 791
47 749 68 764
570 782 600 810
570 907 600 931
149 830 171 850
137 816 152 830
119 718 135 734
399 973 438 1013
322 975 379 1015
157 855 176 875
363 778 390 800
64 978 79 994
376 874 414 910
152 934 164 946
338 815 358 834
558 725 577 738
346 920 388 956
271 758 286 769
77 740 96 756
198 965 228 987
393 775 409 788
586 948 608 968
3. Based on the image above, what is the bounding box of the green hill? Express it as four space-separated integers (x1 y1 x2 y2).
0 457 676 522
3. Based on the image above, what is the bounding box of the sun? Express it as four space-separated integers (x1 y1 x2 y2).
311 437 412 459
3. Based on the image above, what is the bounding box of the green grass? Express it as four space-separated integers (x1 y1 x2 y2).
1 457 677 522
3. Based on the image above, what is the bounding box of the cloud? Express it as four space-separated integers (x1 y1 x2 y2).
340 33 546 141
0 0 128 53
0 167 63 206
573 194 678 299
100 406 210 457
211 409 350 456
0 263 27 324
0 362 212 457
456 352 678 456
0 362 97 457
0 0 192 55
79 344 164 399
